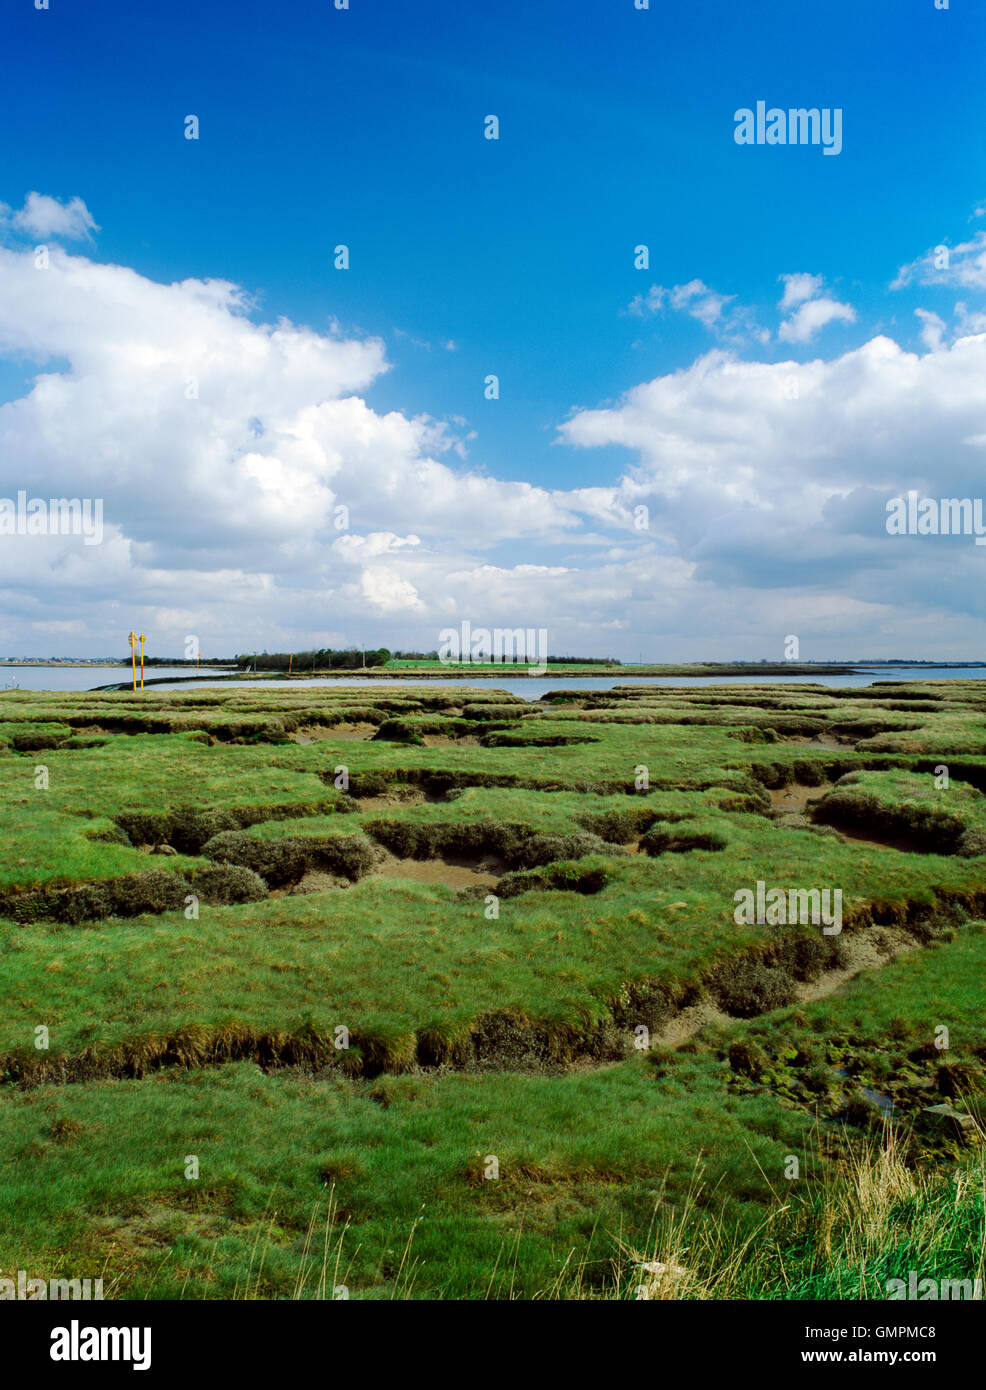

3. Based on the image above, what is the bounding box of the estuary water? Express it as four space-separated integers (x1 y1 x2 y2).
0 666 230 691
0 665 983 701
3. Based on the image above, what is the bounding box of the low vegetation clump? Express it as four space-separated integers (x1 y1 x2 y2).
202 830 378 884
957 828 986 857
188 862 270 904
497 859 618 898
360 817 619 871
372 718 426 745
770 929 847 981
640 821 728 855
6 867 192 924
714 960 799 1017
575 807 661 843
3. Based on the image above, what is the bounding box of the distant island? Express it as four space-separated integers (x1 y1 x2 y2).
2 650 985 681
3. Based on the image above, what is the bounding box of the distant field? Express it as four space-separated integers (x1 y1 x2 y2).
0 680 983 1298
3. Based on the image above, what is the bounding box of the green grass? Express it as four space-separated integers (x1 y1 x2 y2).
0 1055 813 1299
1 679 985 1298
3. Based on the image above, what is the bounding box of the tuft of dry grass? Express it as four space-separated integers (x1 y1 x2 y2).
546 1127 986 1301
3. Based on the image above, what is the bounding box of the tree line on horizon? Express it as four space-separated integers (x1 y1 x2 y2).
233 648 391 671
230 647 624 671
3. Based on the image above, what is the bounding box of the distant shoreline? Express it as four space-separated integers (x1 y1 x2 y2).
4 659 984 671
83 660 986 692
104 663 861 689
0 662 235 670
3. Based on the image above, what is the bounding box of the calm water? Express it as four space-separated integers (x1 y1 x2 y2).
0 666 229 691
126 665 986 701
0 665 982 700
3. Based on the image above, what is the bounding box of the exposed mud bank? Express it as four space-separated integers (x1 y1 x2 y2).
292 722 378 744
1 814 633 921
768 781 832 816
811 783 968 855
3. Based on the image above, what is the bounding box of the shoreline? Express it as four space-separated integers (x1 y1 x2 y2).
88 661 986 692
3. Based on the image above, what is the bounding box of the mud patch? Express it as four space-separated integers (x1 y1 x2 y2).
421 733 482 748
796 925 915 1000
357 788 427 811
832 824 935 856
292 722 377 744
91 1205 240 1263
371 849 504 890
769 780 832 815
778 734 851 750
655 998 731 1048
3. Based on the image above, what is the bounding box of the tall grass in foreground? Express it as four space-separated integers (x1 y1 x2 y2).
608 1123 986 1301
243 1128 984 1299
235 1185 423 1300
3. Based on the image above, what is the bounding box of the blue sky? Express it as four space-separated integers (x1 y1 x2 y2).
2 0 986 658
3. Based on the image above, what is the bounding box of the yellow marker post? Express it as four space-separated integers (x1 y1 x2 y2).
288 653 293 674
139 635 146 691
128 631 137 691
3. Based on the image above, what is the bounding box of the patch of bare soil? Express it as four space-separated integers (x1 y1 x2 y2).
357 789 426 811
768 781 832 815
655 998 731 1047
292 722 377 744
834 825 932 855
797 925 915 1001
783 734 850 750
421 733 482 748
371 848 504 890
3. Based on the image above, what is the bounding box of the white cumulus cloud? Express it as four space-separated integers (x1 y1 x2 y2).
3 192 100 241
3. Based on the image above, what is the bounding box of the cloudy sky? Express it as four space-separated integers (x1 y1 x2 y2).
2 0 985 661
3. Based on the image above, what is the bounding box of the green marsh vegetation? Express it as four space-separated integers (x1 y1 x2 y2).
0 680 984 1297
